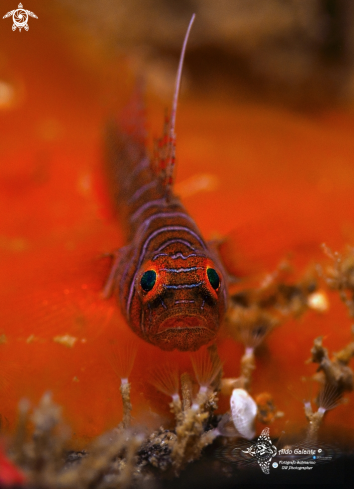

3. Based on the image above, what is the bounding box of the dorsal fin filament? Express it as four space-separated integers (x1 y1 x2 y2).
153 14 195 194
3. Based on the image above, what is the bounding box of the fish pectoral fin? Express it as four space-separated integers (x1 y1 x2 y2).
100 246 129 299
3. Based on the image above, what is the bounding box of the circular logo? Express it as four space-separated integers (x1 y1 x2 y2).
272 462 278 468
318 448 322 453
13 9 28 28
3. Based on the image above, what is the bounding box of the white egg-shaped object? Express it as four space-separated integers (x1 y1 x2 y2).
230 388 257 440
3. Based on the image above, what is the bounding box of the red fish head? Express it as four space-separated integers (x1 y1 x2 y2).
130 253 228 351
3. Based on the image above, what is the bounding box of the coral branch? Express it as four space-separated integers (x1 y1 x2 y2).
305 334 354 442
120 380 133 429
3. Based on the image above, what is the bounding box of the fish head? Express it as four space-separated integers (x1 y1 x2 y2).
132 252 228 351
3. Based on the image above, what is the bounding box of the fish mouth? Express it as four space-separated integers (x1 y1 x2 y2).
147 315 217 351
158 315 208 332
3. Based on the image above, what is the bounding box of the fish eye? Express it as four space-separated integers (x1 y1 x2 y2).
140 270 157 292
207 268 220 290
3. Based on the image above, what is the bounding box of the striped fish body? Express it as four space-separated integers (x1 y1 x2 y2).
105 124 228 352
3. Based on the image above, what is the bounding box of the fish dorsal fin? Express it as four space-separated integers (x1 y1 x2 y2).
153 14 195 195
119 78 147 145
